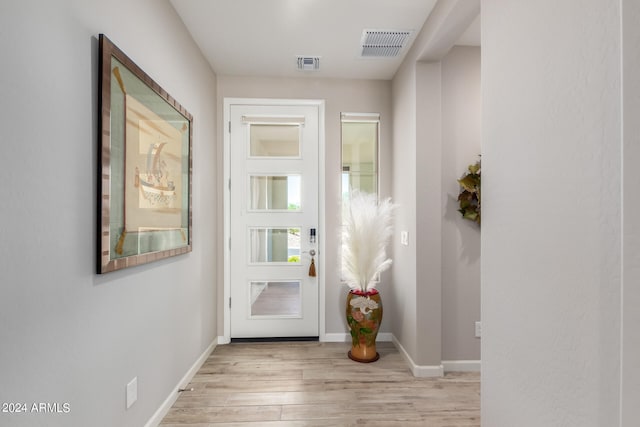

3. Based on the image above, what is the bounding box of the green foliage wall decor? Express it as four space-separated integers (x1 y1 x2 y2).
457 160 481 225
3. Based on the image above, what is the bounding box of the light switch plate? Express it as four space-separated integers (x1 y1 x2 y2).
400 231 409 246
126 377 138 409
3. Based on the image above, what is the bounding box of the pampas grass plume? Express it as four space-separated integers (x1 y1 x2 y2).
342 191 395 292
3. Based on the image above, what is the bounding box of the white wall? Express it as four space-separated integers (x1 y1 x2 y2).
622 0 640 424
415 60 444 366
482 0 622 425
390 56 421 363
390 0 480 370
216 75 392 337
441 46 481 361
0 1 218 426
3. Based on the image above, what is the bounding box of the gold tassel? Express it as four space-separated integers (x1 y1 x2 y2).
115 229 127 255
308 257 316 277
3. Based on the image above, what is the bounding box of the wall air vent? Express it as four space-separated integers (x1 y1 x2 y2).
297 56 320 71
360 29 412 57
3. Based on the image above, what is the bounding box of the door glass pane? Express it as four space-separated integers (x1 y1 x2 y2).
249 228 301 263
249 175 301 211
341 115 380 282
250 281 301 317
249 124 300 157
341 119 379 198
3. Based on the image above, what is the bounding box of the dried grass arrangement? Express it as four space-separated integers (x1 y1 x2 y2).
342 191 395 293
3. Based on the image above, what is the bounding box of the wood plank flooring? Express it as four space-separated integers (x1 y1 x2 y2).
160 342 480 426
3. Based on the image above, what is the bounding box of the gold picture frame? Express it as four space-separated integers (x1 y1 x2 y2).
98 34 193 273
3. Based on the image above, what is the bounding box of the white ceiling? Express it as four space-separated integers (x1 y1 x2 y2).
169 0 443 80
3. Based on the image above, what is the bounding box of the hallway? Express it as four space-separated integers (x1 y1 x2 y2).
160 342 480 426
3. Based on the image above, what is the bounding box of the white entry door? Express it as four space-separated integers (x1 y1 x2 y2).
228 101 320 338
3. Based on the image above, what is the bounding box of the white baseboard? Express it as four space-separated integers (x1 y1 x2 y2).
322 333 444 377
321 332 393 342
219 332 476 376
145 339 217 427
391 335 444 378
442 360 481 372
217 335 230 345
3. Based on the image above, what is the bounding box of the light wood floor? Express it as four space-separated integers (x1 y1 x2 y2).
160 341 480 426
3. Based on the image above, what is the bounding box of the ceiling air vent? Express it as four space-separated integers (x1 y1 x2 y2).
360 29 412 57
297 56 320 71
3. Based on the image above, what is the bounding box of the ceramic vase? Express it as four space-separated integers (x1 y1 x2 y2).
346 289 383 362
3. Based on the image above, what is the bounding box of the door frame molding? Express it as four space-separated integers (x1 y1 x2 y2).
222 98 326 343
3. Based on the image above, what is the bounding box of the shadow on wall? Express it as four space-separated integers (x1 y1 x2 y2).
445 194 480 264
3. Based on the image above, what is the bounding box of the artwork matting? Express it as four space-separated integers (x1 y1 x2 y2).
98 34 193 273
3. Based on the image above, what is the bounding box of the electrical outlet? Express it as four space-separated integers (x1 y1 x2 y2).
475 321 481 338
126 377 138 409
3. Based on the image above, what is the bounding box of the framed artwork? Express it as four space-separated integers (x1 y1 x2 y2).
98 34 193 273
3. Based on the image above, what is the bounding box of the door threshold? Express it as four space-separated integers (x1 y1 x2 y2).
230 336 319 343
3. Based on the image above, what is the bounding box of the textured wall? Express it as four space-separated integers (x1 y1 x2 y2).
390 56 420 363
0 1 218 426
482 0 622 425
415 60 444 366
390 0 480 369
441 46 481 361
622 0 640 424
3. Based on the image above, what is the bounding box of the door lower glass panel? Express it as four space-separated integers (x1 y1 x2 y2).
249 281 301 317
